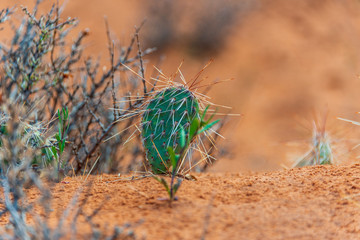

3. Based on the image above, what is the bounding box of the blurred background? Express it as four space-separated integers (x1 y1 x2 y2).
2 0 360 172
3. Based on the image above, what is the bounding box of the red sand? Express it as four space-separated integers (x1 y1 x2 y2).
1 164 359 239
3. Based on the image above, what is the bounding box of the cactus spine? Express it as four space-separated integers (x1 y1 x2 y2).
141 86 200 174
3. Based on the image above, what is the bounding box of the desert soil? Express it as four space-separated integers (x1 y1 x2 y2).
1 164 359 239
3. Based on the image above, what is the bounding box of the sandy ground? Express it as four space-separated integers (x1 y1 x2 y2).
1 164 359 239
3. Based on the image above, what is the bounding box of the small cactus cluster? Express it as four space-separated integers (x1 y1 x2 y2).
0 107 69 170
141 86 200 174
293 123 333 167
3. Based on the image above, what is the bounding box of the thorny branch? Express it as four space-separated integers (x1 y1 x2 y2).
0 4 155 175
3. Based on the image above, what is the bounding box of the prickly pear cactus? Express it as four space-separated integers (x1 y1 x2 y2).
141 87 200 174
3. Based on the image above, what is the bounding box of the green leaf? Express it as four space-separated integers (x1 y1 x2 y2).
62 107 68 120
204 109 217 125
153 176 170 195
51 146 58 160
167 146 177 170
189 118 200 141
60 139 65 153
201 105 210 122
195 103 200 117
179 126 186 148
161 178 170 195
55 133 61 142
198 119 220 134
57 109 62 122
153 175 161 183
173 178 182 195
58 125 63 139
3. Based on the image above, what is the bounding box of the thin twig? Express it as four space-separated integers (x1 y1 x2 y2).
135 21 147 95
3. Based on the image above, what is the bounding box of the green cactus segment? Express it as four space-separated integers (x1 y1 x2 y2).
141 87 200 174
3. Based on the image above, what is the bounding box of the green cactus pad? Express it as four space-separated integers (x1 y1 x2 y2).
141 87 200 174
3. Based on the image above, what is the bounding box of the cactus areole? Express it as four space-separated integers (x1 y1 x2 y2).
141 87 200 174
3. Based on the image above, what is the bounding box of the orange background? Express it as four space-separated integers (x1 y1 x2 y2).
2 0 360 171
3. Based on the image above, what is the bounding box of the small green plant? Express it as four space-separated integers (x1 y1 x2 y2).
293 118 333 167
153 105 219 203
0 106 70 175
51 107 70 180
